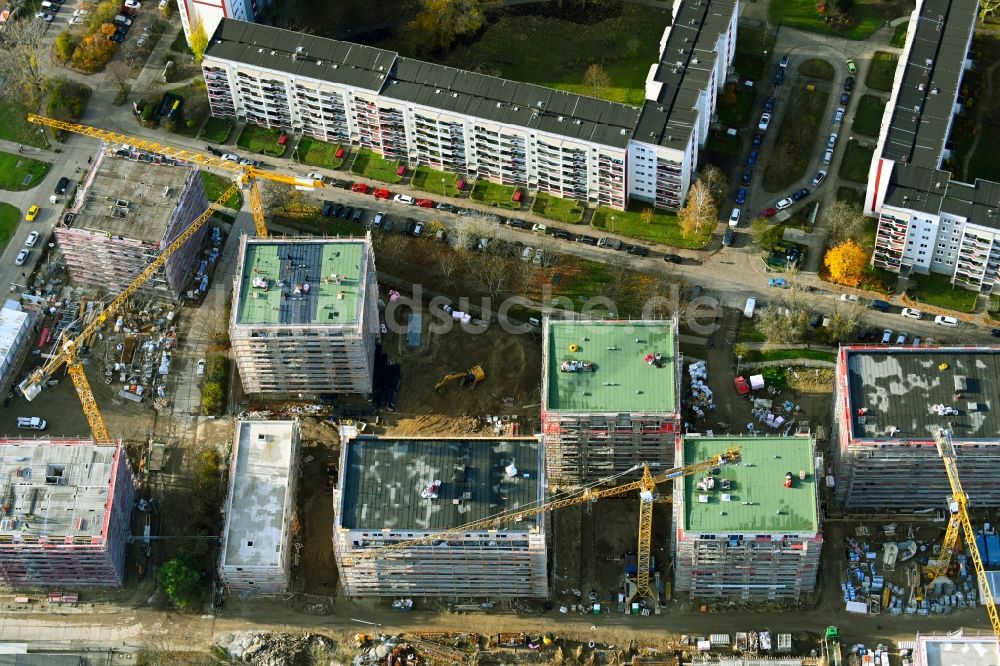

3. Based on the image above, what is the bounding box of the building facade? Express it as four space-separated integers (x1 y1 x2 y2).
175 0 273 49
219 420 299 593
201 1 737 211
540 319 681 484
332 436 547 598
229 235 379 395
833 346 1000 509
0 301 36 395
672 435 822 601
0 439 135 588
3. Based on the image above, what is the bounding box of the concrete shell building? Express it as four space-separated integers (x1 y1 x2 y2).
541 319 680 484
672 435 822 601
833 345 1000 509
0 439 135 588
219 420 299 593
229 235 379 395
911 632 999 666
332 435 547 598
54 147 210 300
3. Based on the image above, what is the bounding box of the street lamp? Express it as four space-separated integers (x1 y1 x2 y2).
611 215 616 234
441 177 446 197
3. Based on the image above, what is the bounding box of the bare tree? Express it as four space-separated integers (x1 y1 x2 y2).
823 199 866 246
373 233 408 266
451 214 500 253
981 0 1000 21
698 165 728 206
257 180 295 213
825 302 865 343
756 304 808 344
107 61 132 100
678 179 717 239
0 19 51 109
436 251 462 289
583 64 612 97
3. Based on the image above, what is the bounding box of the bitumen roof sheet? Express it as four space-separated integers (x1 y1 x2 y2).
682 436 818 535
544 320 677 413
844 347 1000 440
917 634 998 666
340 437 542 531
235 238 365 326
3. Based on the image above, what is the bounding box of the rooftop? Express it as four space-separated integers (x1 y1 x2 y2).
544 320 677 413
234 237 367 327
0 440 122 543
916 632 998 666
339 437 543 532
69 153 195 244
843 347 1000 440
681 436 818 535
222 421 297 569
0 303 30 363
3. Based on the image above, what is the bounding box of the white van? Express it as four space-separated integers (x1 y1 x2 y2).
744 297 757 319
17 417 47 430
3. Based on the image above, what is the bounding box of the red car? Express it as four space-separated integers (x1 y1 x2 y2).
351 182 370 194
734 376 750 396
760 207 778 218
396 165 406 177
372 188 391 199
119 6 138 16
416 198 435 208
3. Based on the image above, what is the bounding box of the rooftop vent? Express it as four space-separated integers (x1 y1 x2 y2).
558 116 564 122
925 58 934 67
536 101 545 108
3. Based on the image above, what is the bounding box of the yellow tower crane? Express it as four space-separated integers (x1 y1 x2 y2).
342 446 743 607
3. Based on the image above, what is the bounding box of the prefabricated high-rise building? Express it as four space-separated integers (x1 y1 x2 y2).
219 420 299 593
833 345 1000 509
540 319 680 484
332 435 547 598
673 435 822 601
229 235 379 395
0 439 135 588
54 146 210 300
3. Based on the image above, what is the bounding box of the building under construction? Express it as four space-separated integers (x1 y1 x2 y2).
540 319 680 484
54 146 210 299
230 235 379 395
0 439 135 587
219 420 299 593
672 435 822 601
332 435 547 598
833 346 1000 509
911 631 998 666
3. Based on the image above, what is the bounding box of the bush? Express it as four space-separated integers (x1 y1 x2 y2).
157 557 202 609
71 29 118 72
53 31 80 63
200 354 229 416
761 367 790 391
88 0 118 32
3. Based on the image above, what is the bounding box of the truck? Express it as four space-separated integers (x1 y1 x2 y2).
824 626 843 666
17 416 47 430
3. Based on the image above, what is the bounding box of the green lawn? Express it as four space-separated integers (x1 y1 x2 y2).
295 137 344 169
236 123 287 157
798 58 835 81
716 86 756 127
350 148 401 184
532 192 585 224
734 28 775 80
890 22 909 47
839 140 875 183
865 51 899 92
200 117 233 143
0 203 20 251
762 85 830 193
591 206 710 249
411 165 459 197
0 151 51 191
169 27 188 53
0 98 48 148
907 272 979 313
852 94 885 136
768 0 894 40
748 348 837 363
470 180 519 209
200 172 243 209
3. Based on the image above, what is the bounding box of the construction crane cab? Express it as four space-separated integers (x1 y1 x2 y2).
823 627 843 666
435 365 485 391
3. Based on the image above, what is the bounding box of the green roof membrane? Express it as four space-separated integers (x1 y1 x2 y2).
546 321 676 413
682 436 818 535
237 240 363 326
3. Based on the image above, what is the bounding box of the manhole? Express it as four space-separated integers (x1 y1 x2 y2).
21 174 33 187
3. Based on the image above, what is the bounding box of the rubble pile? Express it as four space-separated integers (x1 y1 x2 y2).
222 631 337 666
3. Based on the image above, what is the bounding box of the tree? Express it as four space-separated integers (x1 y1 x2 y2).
750 217 772 248
824 239 868 286
755 305 808 344
583 64 611 97
200 382 223 415
373 233 408 266
88 0 119 32
825 302 864 343
626 37 643 57
678 180 716 239
411 0 483 50
0 18 50 108
53 31 80 63
733 342 749 372
157 557 202 609
640 208 654 225
980 0 1000 22
257 179 295 213
107 61 132 99
436 251 462 289
823 199 866 246
189 16 208 64
698 165 727 206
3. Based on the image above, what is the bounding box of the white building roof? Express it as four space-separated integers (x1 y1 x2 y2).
221 420 297 570
916 632 999 666
0 304 30 364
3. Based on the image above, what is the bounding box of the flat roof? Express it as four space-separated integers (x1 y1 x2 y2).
0 304 30 364
681 436 818 535
0 440 121 542
71 153 194 244
234 237 367 326
340 437 542 531
544 320 677 413
843 347 1000 440
917 633 998 666
222 420 297 568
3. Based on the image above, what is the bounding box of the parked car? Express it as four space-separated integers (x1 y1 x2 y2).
839 293 859 302
758 113 771 131
845 58 857 74
114 14 132 25
663 253 682 264
393 194 415 205
722 228 734 247
532 223 547 234
869 299 891 312
991 328 1000 337
896 332 907 344
340 206 353 220
881 329 893 344
14 249 28 266
597 237 623 250
416 198 435 208
25 205 39 222
196 359 206 376
901 307 922 319
521 246 534 262
742 168 753 186
509 219 528 229
792 188 810 202
24 231 39 248
811 170 828 187
753 133 763 149
736 187 748 205
768 277 787 288
306 172 325 184
844 76 855 92
834 107 846 125
827 133 838 149
747 150 759 167
124 0 141 7
35 12 54 20
220 153 238 162
773 68 785 85
822 149 834 165
840 92 851 105
456 208 474 216
626 244 649 256
373 212 385 228
237 157 259 167
436 202 456 212
576 234 598 246
729 208 741 227
760 207 778 218
321 201 335 216
553 229 572 240
54 177 70 195
411 220 424 236
934 315 960 327
351 182 370 193
373 188 391 199
776 198 793 210
779 55 790 69
764 96 775 113
16 417 46 430
351 207 364 223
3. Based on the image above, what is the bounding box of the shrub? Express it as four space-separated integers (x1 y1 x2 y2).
53 31 80 63
200 354 229 416
71 30 118 72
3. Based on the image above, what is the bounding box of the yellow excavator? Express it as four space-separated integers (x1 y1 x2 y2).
435 365 485 391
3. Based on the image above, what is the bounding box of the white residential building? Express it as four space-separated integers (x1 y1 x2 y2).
175 0 273 49
0 301 35 394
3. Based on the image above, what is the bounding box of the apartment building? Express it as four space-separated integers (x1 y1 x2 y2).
54 146 210 300
202 1 737 211
219 420 299 593
540 319 681 484
175 0 273 49
0 301 36 396
0 439 135 588
833 346 1000 509
672 435 822 601
229 235 379 395
332 435 547 598
862 0 1000 292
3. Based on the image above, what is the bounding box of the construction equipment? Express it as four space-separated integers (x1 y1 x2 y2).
434 365 485 391
823 627 843 666
927 427 1000 656
346 446 742 607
